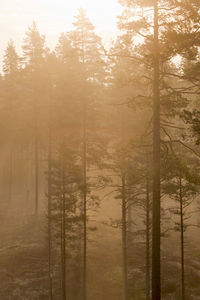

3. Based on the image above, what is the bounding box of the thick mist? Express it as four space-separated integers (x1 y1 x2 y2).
0 2 200 300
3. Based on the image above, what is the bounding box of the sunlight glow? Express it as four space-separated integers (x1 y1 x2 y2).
0 0 123 57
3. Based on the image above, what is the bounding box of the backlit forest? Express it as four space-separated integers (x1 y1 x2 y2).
0 1 200 300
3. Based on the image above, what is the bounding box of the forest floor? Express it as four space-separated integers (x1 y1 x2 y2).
0 216 124 300
0 216 200 299
0 216 49 300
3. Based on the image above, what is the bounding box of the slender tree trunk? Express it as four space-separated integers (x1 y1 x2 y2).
61 163 66 300
47 97 53 300
146 174 150 300
8 146 13 205
60 193 63 296
119 104 129 300
121 174 128 300
152 0 161 299
83 95 87 300
179 174 185 300
81 28 87 300
8 79 13 207
34 99 39 217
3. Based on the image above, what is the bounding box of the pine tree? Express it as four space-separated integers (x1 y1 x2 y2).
3 39 19 76
69 8 106 82
2 40 20 206
117 1 189 297
68 10 107 300
22 21 47 68
152 3 160 299
162 151 200 300
22 22 48 216
108 28 153 299
55 32 77 63
49 144 83 300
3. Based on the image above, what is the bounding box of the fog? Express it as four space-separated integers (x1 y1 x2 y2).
0 1 200 300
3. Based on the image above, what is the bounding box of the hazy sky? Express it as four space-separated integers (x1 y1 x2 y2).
0 0 123 59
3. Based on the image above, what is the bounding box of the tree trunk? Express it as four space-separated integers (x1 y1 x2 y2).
179 174 185 300
81 32 87 300
122 174 128 300
34 99 39 217
61 163 66 300
47 97 53 300
152 0 161 299
8 146 13 205
146 174 150 300
83 95 87 300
